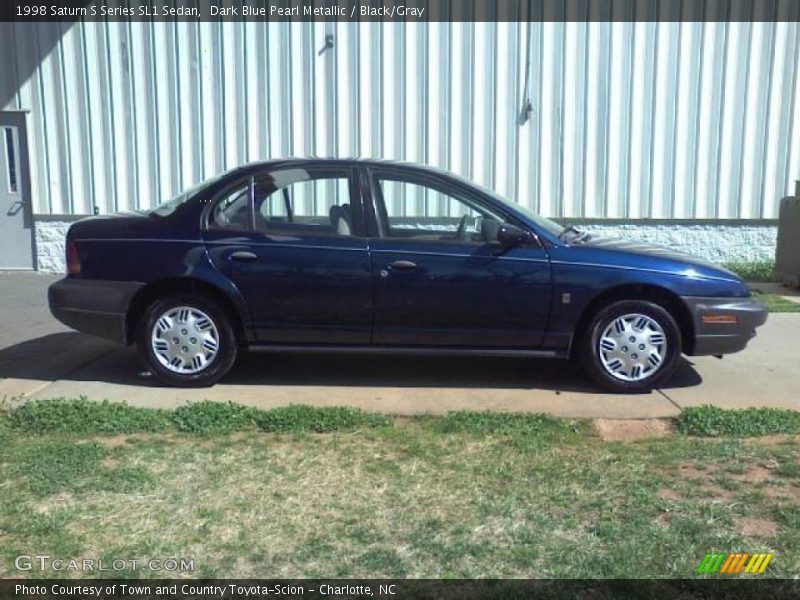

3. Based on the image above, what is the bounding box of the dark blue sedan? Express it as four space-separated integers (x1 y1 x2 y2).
48 159 767 392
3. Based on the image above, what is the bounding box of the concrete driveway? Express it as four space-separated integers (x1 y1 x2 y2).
1 272 798 418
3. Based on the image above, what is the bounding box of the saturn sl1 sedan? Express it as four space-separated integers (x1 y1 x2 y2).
48 159 768 392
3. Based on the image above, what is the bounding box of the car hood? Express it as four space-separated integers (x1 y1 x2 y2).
575 234 742 281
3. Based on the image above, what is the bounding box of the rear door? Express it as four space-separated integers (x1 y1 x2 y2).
203 165 373 344
365 167 551 348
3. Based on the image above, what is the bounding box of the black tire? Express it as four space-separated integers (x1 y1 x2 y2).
579 299 682 393
137 294 238 387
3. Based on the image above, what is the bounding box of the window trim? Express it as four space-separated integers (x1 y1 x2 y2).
362 167 385 238
282 187 292 221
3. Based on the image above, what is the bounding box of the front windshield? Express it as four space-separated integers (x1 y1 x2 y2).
150 174 225 217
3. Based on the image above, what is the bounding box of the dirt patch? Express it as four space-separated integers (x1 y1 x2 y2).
678 462 708 479
748 434 800 447
737 517 778 538
654 513 671 528
764 485 800 501
101 458 119 469
97 435 130 449
579 511 600 530
95 433 182 448
594 419 672 441
730 465 774 484
656 488 682 502
30 492 74 513
675 460 799 504
697 484 736 502
675 463 736 502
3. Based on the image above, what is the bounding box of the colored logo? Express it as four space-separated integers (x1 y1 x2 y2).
696 552 773 575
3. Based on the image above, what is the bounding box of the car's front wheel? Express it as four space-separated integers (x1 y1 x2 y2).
580 299 681 393
138 294 238 387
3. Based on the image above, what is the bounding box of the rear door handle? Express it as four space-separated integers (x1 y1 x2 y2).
389 260 417 271
229 251 258 262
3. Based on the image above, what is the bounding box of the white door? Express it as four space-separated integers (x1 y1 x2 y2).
0 111 34 269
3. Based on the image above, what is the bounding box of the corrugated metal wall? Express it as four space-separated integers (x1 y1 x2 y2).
2 19 800 219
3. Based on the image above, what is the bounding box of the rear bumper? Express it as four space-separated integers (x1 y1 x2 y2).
48 278 144 344
682 296 768 356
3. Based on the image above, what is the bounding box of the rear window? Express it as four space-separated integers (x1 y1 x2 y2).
150 174 225 217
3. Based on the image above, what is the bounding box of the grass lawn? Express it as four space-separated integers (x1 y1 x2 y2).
751 290 800 313
0 403 799 579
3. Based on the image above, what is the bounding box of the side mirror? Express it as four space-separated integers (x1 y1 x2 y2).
496 223 531 247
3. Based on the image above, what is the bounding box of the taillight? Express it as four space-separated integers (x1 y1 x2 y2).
66 240 81 275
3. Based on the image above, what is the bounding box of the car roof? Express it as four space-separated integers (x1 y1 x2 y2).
227 157 453 179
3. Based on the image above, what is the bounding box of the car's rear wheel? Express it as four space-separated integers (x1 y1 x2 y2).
579 299 681 393
138 294 237 387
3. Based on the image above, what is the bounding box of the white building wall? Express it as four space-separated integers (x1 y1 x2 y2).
2 19 799 220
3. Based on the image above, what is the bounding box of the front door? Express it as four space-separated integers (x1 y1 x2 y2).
366 168 552 348
0 111 35 269
203 165 373 344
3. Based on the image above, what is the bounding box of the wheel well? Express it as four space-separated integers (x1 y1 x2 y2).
571 284 695 357
125 278 246 345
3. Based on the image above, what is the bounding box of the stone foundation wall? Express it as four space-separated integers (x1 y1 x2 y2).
575 222 777 264
34 220 74 274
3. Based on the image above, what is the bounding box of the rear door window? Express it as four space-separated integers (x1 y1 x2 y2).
254 168 360 237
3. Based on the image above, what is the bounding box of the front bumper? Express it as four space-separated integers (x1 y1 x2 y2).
48 278 145 344
682 296 768 356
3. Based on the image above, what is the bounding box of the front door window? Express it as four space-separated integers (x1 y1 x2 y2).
376 178 504 245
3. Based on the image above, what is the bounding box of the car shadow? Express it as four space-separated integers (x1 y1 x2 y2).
0 332 703 393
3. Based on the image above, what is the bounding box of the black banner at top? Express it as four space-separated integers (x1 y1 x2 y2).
3 0 800 22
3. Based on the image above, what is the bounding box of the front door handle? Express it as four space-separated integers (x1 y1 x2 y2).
389 260 417 271
229 251 258 262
